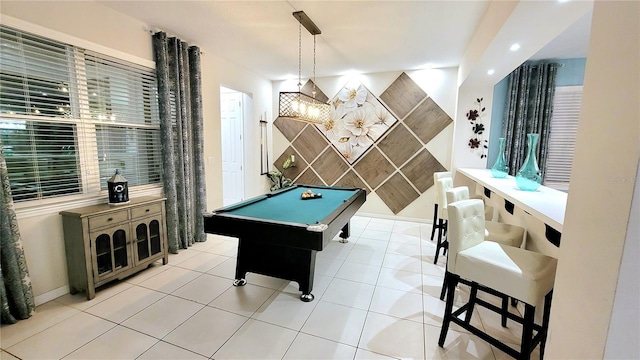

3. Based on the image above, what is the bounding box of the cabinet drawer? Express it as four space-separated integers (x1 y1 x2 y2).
88 210 129 230
131 203 162 219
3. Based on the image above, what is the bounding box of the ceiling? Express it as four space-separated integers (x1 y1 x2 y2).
98 0 591 82
530 8 591 61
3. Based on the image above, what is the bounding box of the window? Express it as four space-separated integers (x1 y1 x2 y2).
544 86 582 191
0 26 162 203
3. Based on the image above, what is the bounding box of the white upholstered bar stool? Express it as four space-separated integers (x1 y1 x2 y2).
439 199 557 360
430 171 451 242
433 178 496 264
440 186 525 303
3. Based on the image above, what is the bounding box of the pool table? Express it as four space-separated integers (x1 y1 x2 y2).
203 184 366 301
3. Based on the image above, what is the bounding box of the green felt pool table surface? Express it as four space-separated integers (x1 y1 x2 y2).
223 185 360 225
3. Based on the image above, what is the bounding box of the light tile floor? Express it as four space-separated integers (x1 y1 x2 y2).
1 216 539 360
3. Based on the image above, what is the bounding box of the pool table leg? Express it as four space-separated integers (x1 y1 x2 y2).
300 293 314 302
339 222 350 243
297 256 316 302
234 242 248 287
233 237 318 302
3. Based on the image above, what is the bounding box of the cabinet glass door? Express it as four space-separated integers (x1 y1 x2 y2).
94 229 128 276
149 220 161 256
95 233 113 275
113 229 128 270
136 223 150 261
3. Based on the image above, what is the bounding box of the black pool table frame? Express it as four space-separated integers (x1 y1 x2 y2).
203 184 366 302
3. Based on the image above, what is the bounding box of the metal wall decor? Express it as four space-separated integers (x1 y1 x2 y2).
467 97 488 158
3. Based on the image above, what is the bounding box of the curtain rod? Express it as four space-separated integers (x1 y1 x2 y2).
144 26 204 55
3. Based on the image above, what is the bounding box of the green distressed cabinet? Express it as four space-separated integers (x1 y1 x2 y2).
60 196 169 299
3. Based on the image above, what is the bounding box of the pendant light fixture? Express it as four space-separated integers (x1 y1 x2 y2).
278 11 330 125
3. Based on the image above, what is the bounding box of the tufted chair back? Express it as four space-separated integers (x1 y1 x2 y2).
446 186 469 205
446 199 486 273
436 177 453 219
433 172 451 205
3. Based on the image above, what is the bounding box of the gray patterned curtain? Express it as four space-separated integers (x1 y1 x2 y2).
152 32 207 252
503 61 559 179
0 149 35 324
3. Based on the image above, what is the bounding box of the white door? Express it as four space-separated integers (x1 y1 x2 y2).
221 87 244 206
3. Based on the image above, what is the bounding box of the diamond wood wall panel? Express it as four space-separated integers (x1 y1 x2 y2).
274 146 306 180
272 72 453 215
404 97 453 144
334 170 370 193
312 148 350 185
292 126 329 164
400 149 447 193
379 72 427 120
301 80 329 104
274 117 306 142
376 173 420 214
353 148 395 190
296 168 324 186
377 123 423 167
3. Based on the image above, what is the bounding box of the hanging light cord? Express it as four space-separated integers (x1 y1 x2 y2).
312 34 317 100
297 22 302 90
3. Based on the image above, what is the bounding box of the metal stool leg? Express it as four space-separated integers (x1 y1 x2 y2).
438 272 459 347
520 304 535 360
540 291 553 359
430 203 439 241
433 219 447 264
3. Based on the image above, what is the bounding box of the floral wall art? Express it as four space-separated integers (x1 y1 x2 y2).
315 84 398 164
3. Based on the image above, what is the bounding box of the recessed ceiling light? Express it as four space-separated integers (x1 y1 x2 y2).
487 69 495 75
510 43 521 51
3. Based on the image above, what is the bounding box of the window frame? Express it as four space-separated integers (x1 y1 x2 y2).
1 20 163 215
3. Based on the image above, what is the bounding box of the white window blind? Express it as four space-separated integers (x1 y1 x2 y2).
83 52 162 190
0 25 162 203
544 86 582 191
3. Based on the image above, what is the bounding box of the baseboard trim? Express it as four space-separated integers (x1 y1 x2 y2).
34 285 69 306
355 211 431 224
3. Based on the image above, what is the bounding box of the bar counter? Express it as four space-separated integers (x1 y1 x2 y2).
455 168 568 257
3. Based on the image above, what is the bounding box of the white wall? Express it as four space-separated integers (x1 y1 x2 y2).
1 1 272 303
457 1 517 86
546 1 639 357
200 54 273 207
604 159 640 358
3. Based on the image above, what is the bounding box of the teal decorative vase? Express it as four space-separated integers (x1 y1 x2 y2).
516 133 542 191
491 137 509 178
